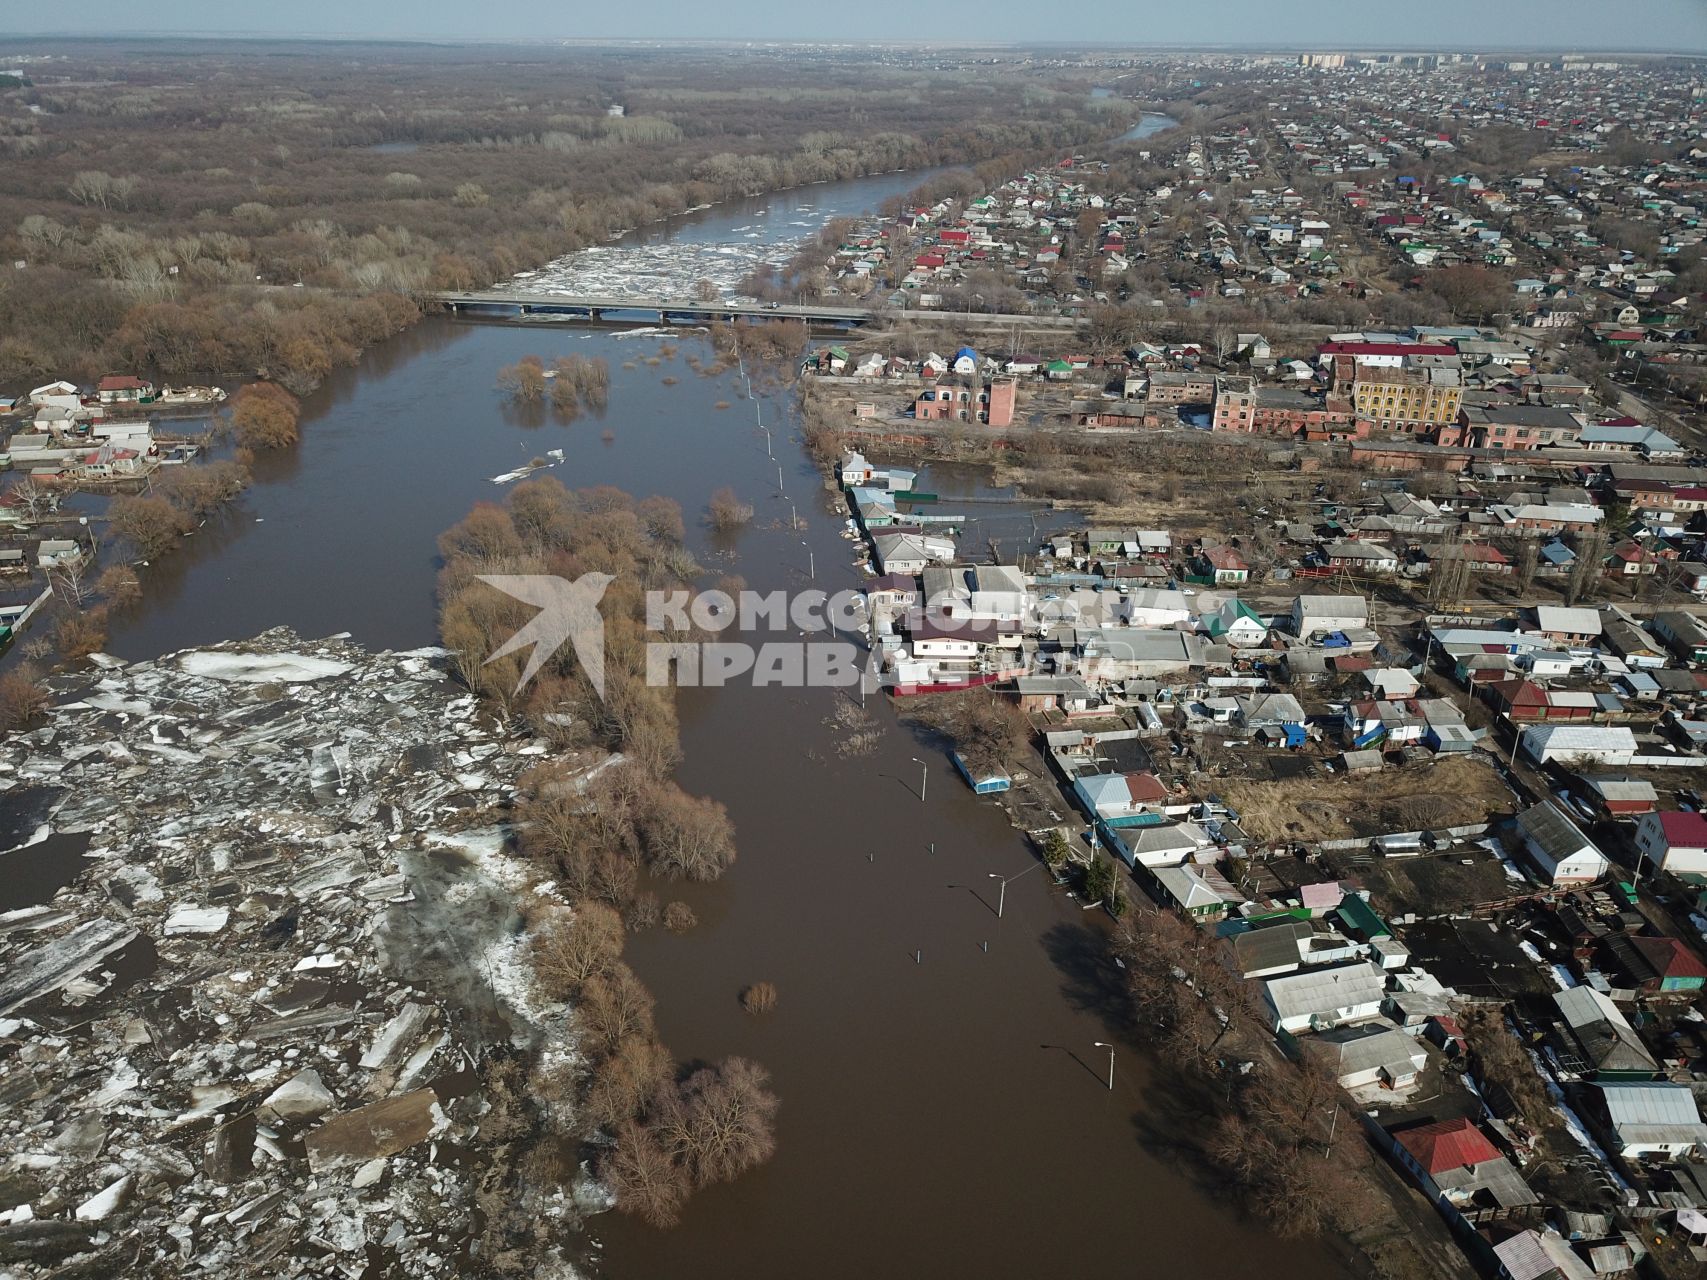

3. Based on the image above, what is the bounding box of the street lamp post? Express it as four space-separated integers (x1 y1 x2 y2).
802 539 814 580
1094 1041 1115 1090
988 873 1008 918
911 757 928 803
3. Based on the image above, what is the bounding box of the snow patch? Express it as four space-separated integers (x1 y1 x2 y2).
178 651 353 683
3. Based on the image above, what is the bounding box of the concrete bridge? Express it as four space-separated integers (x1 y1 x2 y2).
432 290 1084 330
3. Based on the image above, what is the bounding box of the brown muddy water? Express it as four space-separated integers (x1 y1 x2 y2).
74 168 1349 1280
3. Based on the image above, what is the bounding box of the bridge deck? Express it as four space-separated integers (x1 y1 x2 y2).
433 291 1081 328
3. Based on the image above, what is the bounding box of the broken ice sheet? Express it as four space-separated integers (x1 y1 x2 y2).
0 630 583 1276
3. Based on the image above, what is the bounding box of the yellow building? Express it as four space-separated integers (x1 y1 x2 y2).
1352 365 1462 433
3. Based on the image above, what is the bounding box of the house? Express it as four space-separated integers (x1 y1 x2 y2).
1343 698 1425 748
1152 863 1238 920
1309 1022 1428 1092
1634 810 1707 877
1237 692 1306 745
1117 588 1192 628
1520 724 1636 768
1203 598 1267 647
96 374 152 404
1602 616 1667 667
1014 674 1096 716
1229 919 1316 979
1074 771 1170 828
1552 985 1658 1077
1512 801 1609 885
28 380 81 411
1111 820 1211 869
951 752 1011 795
35 539 84 570
1390 1116 1539 1216
1262 960 1387 1035
1292 594 1367 638
1602 934 1707 995
872 533 931 576
1584 777 1657 818
1527 606 1603 645
1194 545 1249 585
1320 540 1399 574
1593 1082 1707 1159
865 573 919 610
1493 1230 1597 1280
1484 679 1595 724
1652 611 1707 664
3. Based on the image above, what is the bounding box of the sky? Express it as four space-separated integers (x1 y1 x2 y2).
4 0 1707 52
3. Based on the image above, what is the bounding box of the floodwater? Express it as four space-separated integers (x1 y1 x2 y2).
93 146 1347 1280
1115 112 1179 144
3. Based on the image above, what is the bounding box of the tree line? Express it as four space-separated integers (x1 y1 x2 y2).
0 44 1131 396
435 478 773 1232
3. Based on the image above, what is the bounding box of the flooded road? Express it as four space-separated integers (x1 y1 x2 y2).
95 140 1347 1280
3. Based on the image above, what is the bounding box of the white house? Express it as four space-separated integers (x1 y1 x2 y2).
1512 801 1609 885
1203 598 1269 647
28 380 81 411
1596 1082 1707 1159
1520 724 1637 768
1292 594 1368 638
873 534 929 576
1263 961 1387 1035
1528 605 1603 643
1308 1021 1427 1092
1073 772 1169 826
1116 588 1192 628
1634 811 1707 877
967 565 1028 624
1117 821 1211 869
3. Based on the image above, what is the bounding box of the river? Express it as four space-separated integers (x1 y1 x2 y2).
98 121 1346 1280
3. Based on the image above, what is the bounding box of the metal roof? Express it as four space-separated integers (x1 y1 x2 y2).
1521 724 1637 755
1599 1081 1707 1137
1516 801 1600 865
1264 961 1387 1021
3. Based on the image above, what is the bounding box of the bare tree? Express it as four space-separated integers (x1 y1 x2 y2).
530 903 625 997
1515 540 1539 597
605 1121 690 1228
651 1057 780 1185
636 783 737 881
1565 528 1609 606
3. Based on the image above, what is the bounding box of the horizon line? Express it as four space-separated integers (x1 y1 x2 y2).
2 33 1706 56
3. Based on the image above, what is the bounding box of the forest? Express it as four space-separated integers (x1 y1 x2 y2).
0 40 1137 393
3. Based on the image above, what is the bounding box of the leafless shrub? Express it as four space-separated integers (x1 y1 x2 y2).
740 982 777 1015
662 901 698 933
707 486 754 532
0 668 50 731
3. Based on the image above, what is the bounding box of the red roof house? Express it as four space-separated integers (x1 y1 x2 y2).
1395 1118 1500 1177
